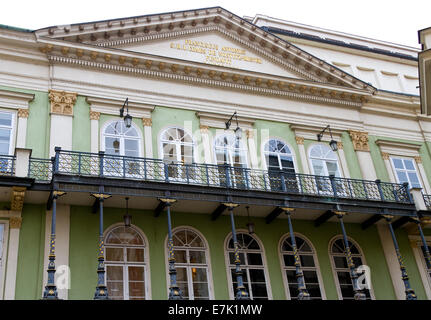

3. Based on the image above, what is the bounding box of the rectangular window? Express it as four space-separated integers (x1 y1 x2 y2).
390 157 421 188
0 111 14 155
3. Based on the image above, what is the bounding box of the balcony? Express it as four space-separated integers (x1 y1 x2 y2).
25 149 412 207
424 194 431 210
0 155 15 176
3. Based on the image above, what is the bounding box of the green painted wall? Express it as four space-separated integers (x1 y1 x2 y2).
0 85 50 158
368 136 390 182
15 204 46 299
67 205 403 300
72 96 91 152
341 132 363 179
151 106 202 161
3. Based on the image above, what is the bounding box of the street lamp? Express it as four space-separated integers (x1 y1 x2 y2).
120 98 132 128
317 125 338 152
226 111 242 139
123 197 132 227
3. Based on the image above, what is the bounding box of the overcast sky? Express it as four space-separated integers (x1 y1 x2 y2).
1 0 430 48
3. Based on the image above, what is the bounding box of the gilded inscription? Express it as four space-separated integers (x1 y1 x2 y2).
170 39 262 67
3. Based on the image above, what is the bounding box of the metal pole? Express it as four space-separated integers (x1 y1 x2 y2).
162 198 182 300
283 207 310 300
335 212 366 300
383 215 417 300
415 217 431 269
225 203 250 300
42 191 64 299
93 193 111 300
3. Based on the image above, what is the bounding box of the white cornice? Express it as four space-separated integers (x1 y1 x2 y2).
375 139 422 157
86 96 154 118
197 111 255 129
290 123 345 141
0 89 34 109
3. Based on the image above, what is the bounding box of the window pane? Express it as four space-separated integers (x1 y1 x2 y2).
127 248 145 262
106 265 123 281
300 255 315 267
189 251 206 264
191 267 208 282
396 171 408 184
312 159 325 176
407 172 421 188
128 266 145 281
337 271 352 285
334 256 348 268
249 269 266 283
303 270 319 283
247 253 263 265
193 283 209 299
106 248 123 262
392 158 404 169
129 281 145 299
229 252 245 265
251 283 268 298
174 250 187 263
107 281 124 300
283 254 295 267
176 267 188 282
0 112 12 126
403 159 415 170
326 161 339 176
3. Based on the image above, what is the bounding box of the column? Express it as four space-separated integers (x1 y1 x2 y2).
4 216 22 300
414 156 431 194
383 214 417 300
90 111 100 153
349 131 377 180
142 118 153 158
295 136 310 174
42 204 70 300
48 90 77 157
377 224 405 299
200 125 213 164
336 142 351 178
16 109 29 148
382 152 397 183
246 129 258 169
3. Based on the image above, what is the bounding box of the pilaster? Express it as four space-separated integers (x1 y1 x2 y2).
295 136 310 174
349 131 377 180
142 117 153 158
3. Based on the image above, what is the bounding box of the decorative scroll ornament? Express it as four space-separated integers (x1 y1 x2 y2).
48 90 77 115
10 186 26 211
381 152 390 160
142 118 152 127
295 136 304 145
349 130 369 152
199 125 209 133
9 217 22 229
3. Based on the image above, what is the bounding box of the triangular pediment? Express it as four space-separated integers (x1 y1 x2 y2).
116 30 303 79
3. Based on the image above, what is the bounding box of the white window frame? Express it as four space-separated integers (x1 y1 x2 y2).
0 220 9 300
164 226 215 300
278 232 326 300
103 223 151 300
213 133 249 168
0 109 16 156
390 156 423 189
262 138 297 173
308 143 342 177
328 235 375 300
159 126 196 164
224 230 272 300
100 119 143 157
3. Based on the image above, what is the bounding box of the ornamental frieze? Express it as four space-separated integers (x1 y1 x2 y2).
48 89 77 116
349 130 369 152
10 186 26 211
9 217 23 229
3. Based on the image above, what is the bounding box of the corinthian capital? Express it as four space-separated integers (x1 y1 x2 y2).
349 130 369 152
48 89 77 116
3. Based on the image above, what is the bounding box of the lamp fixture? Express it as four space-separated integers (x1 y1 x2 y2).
317 125 338 152
246 206 255 234
120 98 132 128
123 197 132 227
225 111 242 139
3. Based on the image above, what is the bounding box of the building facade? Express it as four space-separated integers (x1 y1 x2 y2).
0 7 431 300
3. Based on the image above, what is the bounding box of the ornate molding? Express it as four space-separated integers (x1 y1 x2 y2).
349 130 369 152
89 111 100 120
295 136 304 145
48 89 77 115
246 129 254 139
337 141 343 150
199 125 209 133
9 217 22 229
414 156 422 164
17 108 29 118
381 152 390 160
142 118 152 127
10 186 26 211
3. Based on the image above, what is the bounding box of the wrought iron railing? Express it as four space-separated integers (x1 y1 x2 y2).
0 155 15 176
424 194 431 209
46 149 412 204
28 157 53 182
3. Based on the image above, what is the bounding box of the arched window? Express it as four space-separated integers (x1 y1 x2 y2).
105 225 148 300
263 139 295 173
330 237 372 300
160 127 194 164
280 234 324 299
103 120 141 157
309 144 340 177
168 228 212 300
226 232 270 300
214 134 247 168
